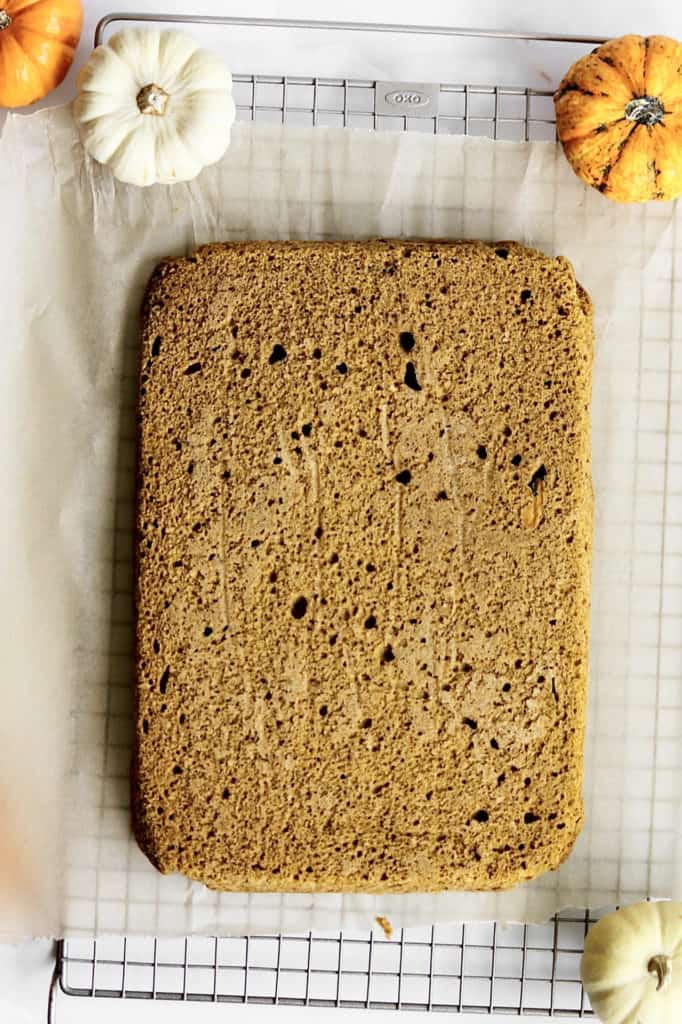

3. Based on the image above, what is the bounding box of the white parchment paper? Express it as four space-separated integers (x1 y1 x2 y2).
1 107 681 939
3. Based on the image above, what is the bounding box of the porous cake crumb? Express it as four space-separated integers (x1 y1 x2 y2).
134 240 593 892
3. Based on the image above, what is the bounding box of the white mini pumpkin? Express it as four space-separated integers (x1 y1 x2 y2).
581 901 682 1024
74 28 236 187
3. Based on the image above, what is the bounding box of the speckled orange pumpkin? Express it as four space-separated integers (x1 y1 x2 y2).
554 34 682 202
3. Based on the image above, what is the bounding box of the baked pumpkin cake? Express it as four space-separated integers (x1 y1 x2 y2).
134 239 593 892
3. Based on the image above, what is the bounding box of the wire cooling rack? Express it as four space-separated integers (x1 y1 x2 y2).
56 911 600 1015
51 12 612 1021
91 13 605 142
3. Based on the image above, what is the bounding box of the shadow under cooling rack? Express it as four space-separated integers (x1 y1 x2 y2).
60 912 594 1017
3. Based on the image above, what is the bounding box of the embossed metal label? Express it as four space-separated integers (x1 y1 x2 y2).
375 81 440 118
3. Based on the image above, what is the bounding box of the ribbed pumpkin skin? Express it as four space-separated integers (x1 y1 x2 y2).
0 0 83 108
555 34 682 202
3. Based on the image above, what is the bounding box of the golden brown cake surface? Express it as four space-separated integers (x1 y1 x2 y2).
134 239 593 892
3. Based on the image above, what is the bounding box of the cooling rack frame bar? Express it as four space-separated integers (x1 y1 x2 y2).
94 12 607 48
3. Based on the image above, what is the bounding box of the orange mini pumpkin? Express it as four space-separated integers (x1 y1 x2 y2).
555 34 682 202
0 0 83 108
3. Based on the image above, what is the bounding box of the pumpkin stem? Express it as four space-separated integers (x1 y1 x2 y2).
647 954 672 992
136 84 169 116
625 96 664 127
0 10 12 30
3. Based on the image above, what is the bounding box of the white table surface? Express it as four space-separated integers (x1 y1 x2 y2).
5 0 682 1021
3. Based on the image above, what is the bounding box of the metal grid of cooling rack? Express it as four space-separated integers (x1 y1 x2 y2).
58 911 596 1015
228 76 560 141
51 13 612 1021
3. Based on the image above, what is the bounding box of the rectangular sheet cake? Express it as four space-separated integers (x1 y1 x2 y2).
134 239 593 892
